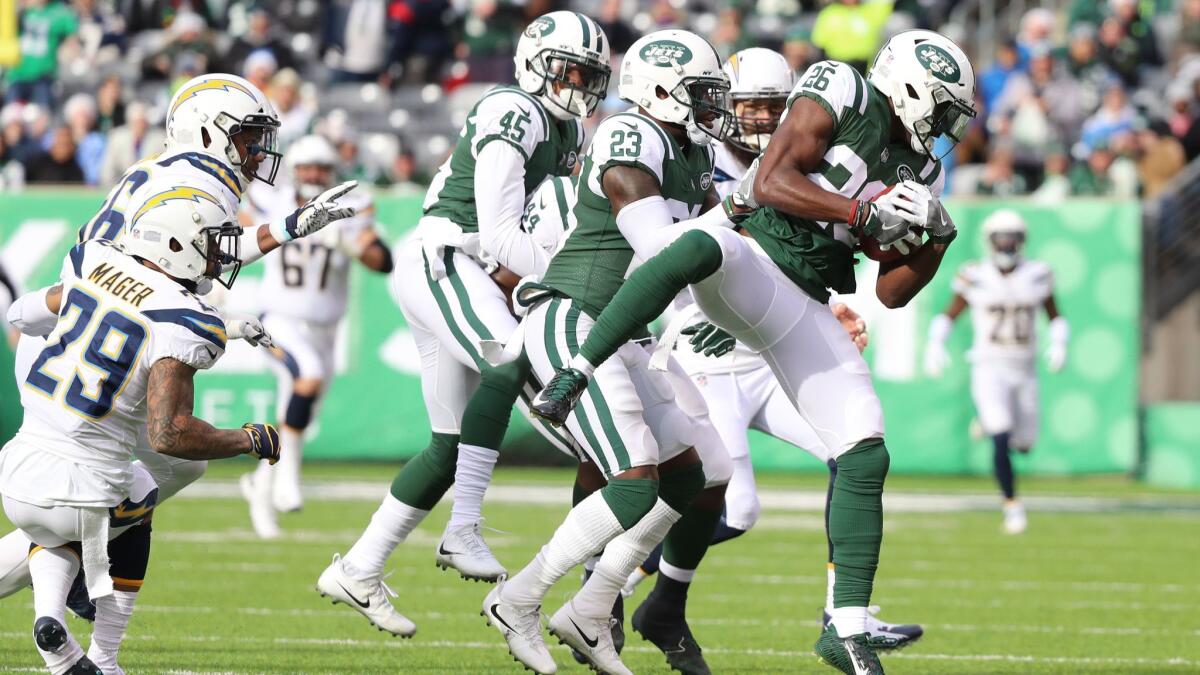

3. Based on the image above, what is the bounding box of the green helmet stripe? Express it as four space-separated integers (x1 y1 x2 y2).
576 13 592 52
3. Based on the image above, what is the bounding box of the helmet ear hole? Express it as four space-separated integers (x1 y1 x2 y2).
905 83 920 99
201 127 212 148
168 238 183 253
654 85 670 101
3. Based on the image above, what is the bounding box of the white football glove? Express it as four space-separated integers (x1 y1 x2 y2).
270 181 358 243
733 155 760 209
923 340 951 377
225 314 273 348
925 197 957 244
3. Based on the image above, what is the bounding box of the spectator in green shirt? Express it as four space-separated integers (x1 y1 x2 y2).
811 0 893 73
5 0 79 109
1070 144 1119 195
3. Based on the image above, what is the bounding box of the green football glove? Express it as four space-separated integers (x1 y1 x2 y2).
681 321 736 358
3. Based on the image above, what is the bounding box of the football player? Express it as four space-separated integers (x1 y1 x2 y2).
620 47 924 652
0 73 358 624
239 134 393 539
482 29 737 675
316 10 610 639
0 192 282 675
531 30 976 674
924 209 1068 534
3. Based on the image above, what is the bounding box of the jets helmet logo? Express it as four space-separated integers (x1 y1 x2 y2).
640 40 693 67
916 44 961 83
524 16 556 38
897 165 916 183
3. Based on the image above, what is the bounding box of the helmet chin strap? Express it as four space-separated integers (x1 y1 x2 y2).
194 277 214 295
686 121 714 146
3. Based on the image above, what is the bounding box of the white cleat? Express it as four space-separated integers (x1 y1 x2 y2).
436 519 506 582
482 581 556 674
548 598 632 675
240 473 281 540
620 566 651 599
316 554 416 637
271 478 303 514
1003 501 1027 535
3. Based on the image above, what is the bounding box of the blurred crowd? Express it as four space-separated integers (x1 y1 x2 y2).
0 0 1197 202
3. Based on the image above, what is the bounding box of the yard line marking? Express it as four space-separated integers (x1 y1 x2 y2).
175 480 1200 514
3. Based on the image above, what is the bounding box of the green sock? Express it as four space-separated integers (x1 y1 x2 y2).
579 230 723 367
829 438 890 608
600 478 660 530
459 356 530 449
661 499 723 573
389 432 459 511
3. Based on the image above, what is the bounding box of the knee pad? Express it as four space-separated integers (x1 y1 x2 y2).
671 230 724 282
657 461 706 513
834 439 890 488
108 522 151 591
284 392 318 429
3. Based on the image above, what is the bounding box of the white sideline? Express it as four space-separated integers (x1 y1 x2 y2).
178 479 1200 514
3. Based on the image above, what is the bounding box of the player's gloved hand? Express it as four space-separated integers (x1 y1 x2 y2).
925 198 957 245
732 155 760 209
271 181 358 243
923 340 951 377
681 321 736 358
879 229 925 257
852 181 928 246
1046 342 1067 373
831 302 868 353
242 423 281 464
225 314 273 348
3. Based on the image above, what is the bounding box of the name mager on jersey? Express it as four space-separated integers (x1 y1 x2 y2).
250 182 375 323
742 60 946 303
954 259 1054 362
6 239 227 505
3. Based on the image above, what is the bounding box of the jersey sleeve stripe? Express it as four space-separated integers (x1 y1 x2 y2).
850 68 865 114
141 308 228 349
476 134 531 161
68 243 86 278
796 92 841 129
552 177 571 228
483 87 551 140
610 112 675 160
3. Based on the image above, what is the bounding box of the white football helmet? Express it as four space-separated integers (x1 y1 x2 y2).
982 209 1027 271
868 30 976 158
619 30 733 146
286 135 338 200
515 11 611 120
166 73 283 184
124 183 244 289
722 48 793 153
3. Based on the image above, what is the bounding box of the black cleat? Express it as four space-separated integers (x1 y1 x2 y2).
529 367 588 426
822 607 923 651
570 568 626 665
66 568 96 622
65 656 103 675
34 616 69 653
814 624 885 674
631 592 711 675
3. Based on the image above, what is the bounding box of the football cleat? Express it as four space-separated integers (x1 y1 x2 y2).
571 568 624 665
66 569 96 622
1003 501 1027 534
631 592 711 675
482 581 556 674
530 367 588 426
65 657 104 675
316 554 416 637
436 519 507 582
814 624 885 674
822 606 922 650
549 599 632 675
240 472 281 540
84 643 125 675
271 476 304 514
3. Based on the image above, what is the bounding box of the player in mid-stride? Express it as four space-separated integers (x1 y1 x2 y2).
924 209 1068 534
531 30 977 674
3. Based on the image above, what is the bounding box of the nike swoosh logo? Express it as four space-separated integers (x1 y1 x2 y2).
204 347 217 359
618 121 638 131
570 617 599 648
490 603 518 634
438 542 460 557
338 582 370 608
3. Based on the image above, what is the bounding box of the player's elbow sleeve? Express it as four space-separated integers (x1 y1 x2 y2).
8 287 58 336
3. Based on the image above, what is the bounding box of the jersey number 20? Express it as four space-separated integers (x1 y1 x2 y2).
26 288 147 419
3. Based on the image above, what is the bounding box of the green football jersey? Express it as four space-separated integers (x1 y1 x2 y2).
541 110 715 318
423 86 583 233
742 60 946 303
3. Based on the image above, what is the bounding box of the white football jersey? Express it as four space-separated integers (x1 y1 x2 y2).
0 240 227 506
954 259 1054 363
250 182 375 324
710 141 751 201
77 148 244 245
521 175 578 262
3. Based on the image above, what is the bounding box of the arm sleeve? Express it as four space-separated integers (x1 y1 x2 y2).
615 196 733 261
6 286 58 337
474 141 549 277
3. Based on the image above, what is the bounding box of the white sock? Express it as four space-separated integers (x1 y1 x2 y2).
87 589 137 670
659 559 695 584
825 564 836 613
829 606 869 637
272 426 304 498
29 546 85 671
567 354 595 377
448 443 499 529
252 455 273 492
0 529 34 598
573 499 680 618
343 494 430 577
502 492 624 608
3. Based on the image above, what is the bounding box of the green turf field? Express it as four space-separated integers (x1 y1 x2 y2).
2 462 1198 674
